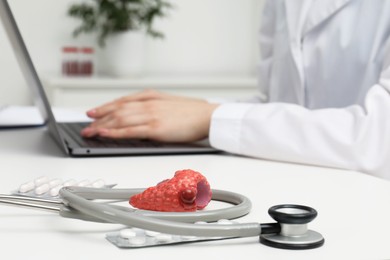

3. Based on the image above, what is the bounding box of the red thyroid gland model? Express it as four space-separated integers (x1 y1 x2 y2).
129 169 212 212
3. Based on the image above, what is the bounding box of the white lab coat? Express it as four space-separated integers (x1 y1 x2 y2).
209 0 390 179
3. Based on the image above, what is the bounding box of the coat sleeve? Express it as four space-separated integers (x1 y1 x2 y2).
209 37 390 179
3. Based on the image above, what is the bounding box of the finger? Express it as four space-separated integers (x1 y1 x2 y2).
90 102 149 127
88 114 115 128
88 99 147 121
86 90 179 118
86 102 120 119
117 89 165 103
86 93 143 118
98 125 150 139
91 113 151 130
80 126 99 138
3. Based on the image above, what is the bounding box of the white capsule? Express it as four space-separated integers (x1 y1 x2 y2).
181 235 197 240
35 183 50 195
62 179 77 187
18 181 35 193
34 176 49 186
91 179 105 188
119 229 137 239
155 234 173 243
129 236 146 246
77 180 90 187
132 228 145 235
145 230 160 237
48 179 62 188
195 221 208 225
49 185 63 197
217 219 234 225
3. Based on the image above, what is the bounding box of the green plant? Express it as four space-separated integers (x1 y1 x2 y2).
68 0 172 47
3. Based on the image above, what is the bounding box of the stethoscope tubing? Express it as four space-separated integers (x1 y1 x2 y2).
65 187 254 222
60 186 266 238
0 187 323 249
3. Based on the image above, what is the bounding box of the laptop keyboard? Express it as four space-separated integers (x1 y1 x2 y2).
60 122 164 148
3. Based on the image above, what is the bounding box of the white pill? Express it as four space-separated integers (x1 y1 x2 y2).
119 229 137 239
132 228 145 235
129 236 146 246
18 181 35 193
63 179 77 187
195 221 208 225
35 183 50 195
155 234 173 243
145 230 160 237
217 219 233 225
77 180 90 187
91 179 105 188
34 176 49 186
48 179 62 188
181 235 197 240
49 185 63 197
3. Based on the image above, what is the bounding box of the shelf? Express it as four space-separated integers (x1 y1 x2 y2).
41 75 258 108
42 75 258 89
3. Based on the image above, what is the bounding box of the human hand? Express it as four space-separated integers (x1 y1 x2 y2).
81 90 219 142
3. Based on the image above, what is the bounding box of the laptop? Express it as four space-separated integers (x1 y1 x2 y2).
0 0 219 156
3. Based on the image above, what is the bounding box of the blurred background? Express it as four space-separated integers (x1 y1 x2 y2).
0 0 264 107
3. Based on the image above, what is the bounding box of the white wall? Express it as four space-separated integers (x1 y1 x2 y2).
0 0 263 105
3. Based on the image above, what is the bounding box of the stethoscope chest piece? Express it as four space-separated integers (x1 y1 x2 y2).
260 204 325 250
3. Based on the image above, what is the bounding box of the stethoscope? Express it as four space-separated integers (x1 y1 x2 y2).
0 186 324 250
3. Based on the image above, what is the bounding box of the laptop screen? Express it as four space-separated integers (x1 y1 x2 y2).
0 0 68 153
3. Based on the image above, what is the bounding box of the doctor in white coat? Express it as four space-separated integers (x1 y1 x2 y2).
82 0 390 179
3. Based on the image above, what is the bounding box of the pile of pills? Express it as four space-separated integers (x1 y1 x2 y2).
15 176 109 198
106 219 237 248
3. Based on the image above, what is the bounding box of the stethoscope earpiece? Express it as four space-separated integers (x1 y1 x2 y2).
260 204 324 249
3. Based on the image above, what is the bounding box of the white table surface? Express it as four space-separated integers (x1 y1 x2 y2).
0 127 389 260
